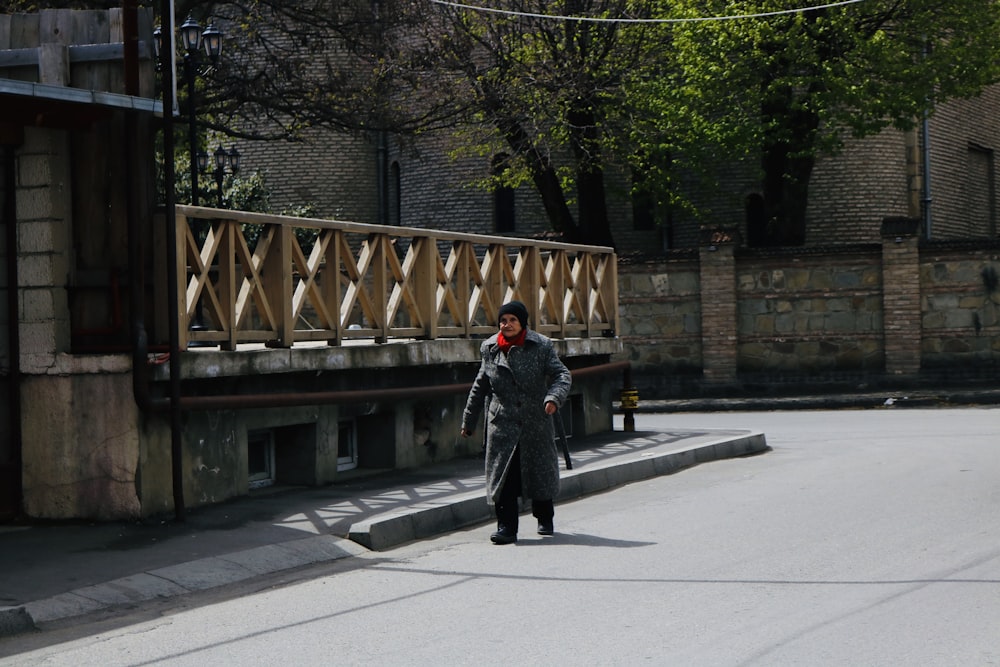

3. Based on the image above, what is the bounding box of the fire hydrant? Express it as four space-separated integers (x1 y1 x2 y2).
620 386 639 432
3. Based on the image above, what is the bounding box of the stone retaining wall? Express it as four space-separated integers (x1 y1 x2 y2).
617 223 1000 397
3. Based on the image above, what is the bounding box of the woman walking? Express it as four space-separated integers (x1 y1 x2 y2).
461 300 572 544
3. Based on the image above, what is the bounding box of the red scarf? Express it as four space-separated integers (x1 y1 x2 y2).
497 328 526 353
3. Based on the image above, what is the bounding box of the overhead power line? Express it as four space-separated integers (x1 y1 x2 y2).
427 0 867 23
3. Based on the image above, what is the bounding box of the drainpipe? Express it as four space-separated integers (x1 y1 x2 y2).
921 107 932 240
921 40 932 241
3 143 22 516
155 0 185 521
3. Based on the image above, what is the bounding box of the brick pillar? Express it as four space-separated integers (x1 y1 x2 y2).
699 226 739 385
16 128 73 373
881 217 921 377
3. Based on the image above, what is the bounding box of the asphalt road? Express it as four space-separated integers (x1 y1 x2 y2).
2 407 998 666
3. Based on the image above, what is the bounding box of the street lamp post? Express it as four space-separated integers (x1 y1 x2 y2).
153 16 223 205
153 15 224 339
211 144 241 207
180 16 222 206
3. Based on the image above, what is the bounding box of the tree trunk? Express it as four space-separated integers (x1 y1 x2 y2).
485 90 583 242
761 140 815 246
568 103 616 248
760 82 821 246
576 168 616 248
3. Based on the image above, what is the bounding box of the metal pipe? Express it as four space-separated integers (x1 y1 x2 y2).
160 0 185 521
921 41 932 240
139 359 631 413
571 359 630 379
921 107 932 240
184 53 198 207
3 142 23 516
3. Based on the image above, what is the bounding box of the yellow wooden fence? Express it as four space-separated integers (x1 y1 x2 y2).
175 205 619 349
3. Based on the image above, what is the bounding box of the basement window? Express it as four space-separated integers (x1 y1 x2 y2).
338 420 358 472
248 429 276 489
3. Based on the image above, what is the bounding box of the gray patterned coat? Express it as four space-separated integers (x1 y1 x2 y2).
462 329 572 506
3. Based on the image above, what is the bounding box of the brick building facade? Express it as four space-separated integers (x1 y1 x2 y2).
245 83 1000 251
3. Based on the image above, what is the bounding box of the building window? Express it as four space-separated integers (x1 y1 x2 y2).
967 144 995 237
492 154 515 233
338 420 358 471
247 429 275 489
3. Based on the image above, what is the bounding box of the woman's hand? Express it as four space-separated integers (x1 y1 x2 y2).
460 428 472 438
544 401 557 415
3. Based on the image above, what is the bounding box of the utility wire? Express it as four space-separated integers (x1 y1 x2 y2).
428 0 866 23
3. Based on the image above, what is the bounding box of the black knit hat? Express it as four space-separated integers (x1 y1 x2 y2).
497 300 529 327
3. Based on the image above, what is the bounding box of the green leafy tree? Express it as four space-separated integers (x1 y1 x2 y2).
426 0 674 247
635 0 1000 245
14 1 1000 248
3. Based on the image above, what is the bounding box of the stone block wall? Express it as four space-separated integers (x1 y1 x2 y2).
616 252 702 395
920 244 1000 371
737 247 884 375
618 225 1000 397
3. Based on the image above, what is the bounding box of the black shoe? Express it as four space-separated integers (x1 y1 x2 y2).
537 521 554 536
491 528 517 544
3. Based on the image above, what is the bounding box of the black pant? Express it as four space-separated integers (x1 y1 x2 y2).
496 446 554 533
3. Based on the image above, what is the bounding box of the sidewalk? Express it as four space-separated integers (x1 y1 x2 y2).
0 425 767 638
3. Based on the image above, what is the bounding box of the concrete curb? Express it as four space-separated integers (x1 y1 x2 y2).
623 389 1000 414
347 430 768 551
6 534 367 633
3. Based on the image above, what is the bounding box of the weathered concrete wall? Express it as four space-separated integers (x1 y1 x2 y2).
18 336 619 521
126 337 621 519
20 356 141 519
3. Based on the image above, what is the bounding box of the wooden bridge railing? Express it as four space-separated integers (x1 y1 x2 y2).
174 205 619 350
